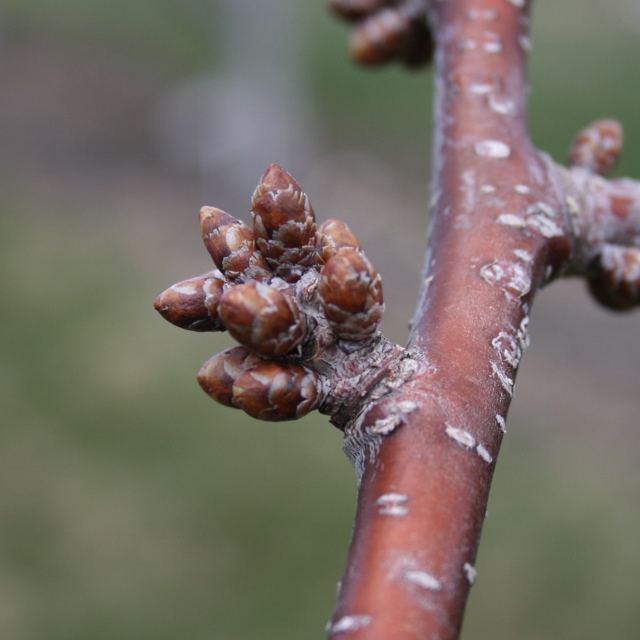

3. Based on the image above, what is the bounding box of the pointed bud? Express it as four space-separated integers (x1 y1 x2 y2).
569 119 623 177
350 8 430 66
319 248 384 340
199 207 271 281
154 275 225 331
233 361 321 421
588 244 640 310
218 282 308 357
316 219 362 265
251 165 317 282
197 346 262 408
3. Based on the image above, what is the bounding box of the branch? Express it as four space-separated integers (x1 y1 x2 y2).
153 0 640 638
327 0 640 638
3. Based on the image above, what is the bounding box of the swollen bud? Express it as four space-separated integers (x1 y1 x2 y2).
587 244 640 310
350 7 433 67
233 361 321 421
154 275 225 331
251 165 317 282
316 219 361 265
569 119 623 177
218 282 308 357
198 346 262 407
199 207 271 281
319 247 384 340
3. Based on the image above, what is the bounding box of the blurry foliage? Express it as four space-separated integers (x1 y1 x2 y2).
2 0 210 70
1 1 639 639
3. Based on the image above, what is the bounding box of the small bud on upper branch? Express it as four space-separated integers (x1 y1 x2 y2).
568 119 623 177
588 244 640 310
328 0 434 68
566 120 640 311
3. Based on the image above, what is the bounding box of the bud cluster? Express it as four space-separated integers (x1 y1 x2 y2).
154 165 389 423
328 0 434 67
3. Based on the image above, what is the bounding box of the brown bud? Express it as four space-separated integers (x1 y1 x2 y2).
154 275 225 331
233 361 321 421
251 165 317 282
569 119 623 177
397 16 434 68
316 219 362 265
319 247 384 340
197 346 262 407
199 207 271 281
328 0 393 20
588 244 640 310
350 7 432 67
218 282 308 357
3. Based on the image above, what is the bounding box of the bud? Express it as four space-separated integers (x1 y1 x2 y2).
397 16 434 68
319 247 384 340
233 361 321 421
569 119 623 177
154 275 225 331
251 165 317 282
199 207 271 281
588 244 640 310
197 346 261 408
350 7 432 67
328 0 392 20
218 282 308 357
316 218 361 265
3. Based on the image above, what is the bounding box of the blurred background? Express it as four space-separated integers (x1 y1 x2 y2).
1 0 639 638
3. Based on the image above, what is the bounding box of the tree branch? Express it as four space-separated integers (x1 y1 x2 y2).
154 1 640 638
328 0 640 638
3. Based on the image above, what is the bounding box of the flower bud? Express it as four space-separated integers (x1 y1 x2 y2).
569 119 623 177
197 346 261 407
319 247 384 340
397 16 434 68
233 361 321 421
154 275 225 331
218 282 308 357
350 7 432 67
199 207 271 281
588 244 640 310
251 165 317 282
316 219 361 265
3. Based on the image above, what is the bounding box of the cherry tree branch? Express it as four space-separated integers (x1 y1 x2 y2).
154 1 640 638
327 0 640 638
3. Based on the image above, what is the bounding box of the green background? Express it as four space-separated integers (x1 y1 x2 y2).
1 1 640 638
